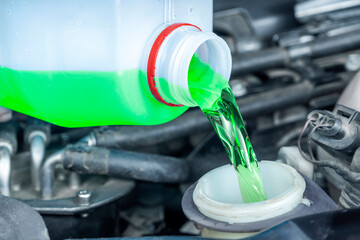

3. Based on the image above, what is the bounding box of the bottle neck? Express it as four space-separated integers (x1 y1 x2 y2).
147 24 231 107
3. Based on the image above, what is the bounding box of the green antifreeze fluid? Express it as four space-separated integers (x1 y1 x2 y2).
188 54 267 203
0 67 188 127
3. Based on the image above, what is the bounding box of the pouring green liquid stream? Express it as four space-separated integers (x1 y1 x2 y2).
0 51 266 202
188 55 267 203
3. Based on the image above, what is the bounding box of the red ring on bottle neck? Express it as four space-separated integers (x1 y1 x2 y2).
147 23 202 107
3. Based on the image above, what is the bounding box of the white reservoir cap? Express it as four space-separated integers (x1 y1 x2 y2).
193 161 306 224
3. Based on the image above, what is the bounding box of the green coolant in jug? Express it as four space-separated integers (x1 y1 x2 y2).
0 67 187 127
188 54 267 203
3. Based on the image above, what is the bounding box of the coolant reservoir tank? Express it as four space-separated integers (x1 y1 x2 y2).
182 161 337 239
0 0 231 127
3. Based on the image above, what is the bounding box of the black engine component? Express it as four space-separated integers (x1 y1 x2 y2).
62 145 189 183
310 105 360 162
0 195 49 240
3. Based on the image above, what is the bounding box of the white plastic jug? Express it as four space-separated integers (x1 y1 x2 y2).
0 0 216 71
0 0 231 127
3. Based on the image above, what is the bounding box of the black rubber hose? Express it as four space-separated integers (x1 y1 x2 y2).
232 30 360 75
50 127 93 145
62 145 189 183
93 110 205 149
94 81 314 149
231 47 289 76
237 80 313 119
311 30 360 58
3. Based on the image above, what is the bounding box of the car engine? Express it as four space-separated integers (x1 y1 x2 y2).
1 0 360 239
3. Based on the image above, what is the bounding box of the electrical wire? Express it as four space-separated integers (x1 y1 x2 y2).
307 116 333 162
297 114 360 183
297 116 317 163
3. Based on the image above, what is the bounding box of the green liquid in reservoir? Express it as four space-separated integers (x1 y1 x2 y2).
188 54 267 203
